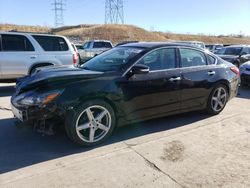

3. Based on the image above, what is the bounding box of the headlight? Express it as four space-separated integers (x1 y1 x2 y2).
18 90 63 106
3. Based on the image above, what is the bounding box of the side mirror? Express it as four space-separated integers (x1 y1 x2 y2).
128 64 149 76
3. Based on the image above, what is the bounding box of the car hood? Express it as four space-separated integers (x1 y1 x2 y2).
16 65 103 94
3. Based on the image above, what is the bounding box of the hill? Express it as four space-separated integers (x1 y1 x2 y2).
0 24 50 33
55 24 167 43
1 23 250 45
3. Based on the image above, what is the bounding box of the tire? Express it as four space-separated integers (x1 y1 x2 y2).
206 84 229 115
65 99 116 146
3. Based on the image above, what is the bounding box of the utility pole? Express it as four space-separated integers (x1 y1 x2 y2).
105 0 124 24
52 0 65 27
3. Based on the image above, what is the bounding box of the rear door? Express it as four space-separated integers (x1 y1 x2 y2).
32 35 72 66
179 48 218 110
119 48 182 121
0 34 37 79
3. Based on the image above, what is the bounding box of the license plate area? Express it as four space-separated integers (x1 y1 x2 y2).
11 104 23 122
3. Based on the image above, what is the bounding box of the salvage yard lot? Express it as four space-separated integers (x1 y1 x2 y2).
0 83 250 187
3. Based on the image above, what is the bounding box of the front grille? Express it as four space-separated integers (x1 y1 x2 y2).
246 68 250 71
241 74 250 83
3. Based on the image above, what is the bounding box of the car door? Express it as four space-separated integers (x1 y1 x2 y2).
0 34 37 79
179 47 218 110
118 48 182 121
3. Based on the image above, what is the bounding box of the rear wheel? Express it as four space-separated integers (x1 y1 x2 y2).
65 100 116 146
207 85 228 115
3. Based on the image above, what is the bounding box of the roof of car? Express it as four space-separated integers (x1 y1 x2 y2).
0 31 65 38
175 41 204 44
121 42 203 50
87 40 112 43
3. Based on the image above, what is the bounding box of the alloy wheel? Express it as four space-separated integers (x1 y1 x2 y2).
75 105 112 143
211 87 227 112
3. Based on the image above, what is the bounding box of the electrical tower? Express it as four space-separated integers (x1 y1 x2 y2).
52 0 65 27
105 0 124 24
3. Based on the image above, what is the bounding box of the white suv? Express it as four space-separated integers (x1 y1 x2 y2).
0 32 79 80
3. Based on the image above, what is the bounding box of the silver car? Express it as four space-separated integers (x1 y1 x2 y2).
79 40 113 64
0 32 79 80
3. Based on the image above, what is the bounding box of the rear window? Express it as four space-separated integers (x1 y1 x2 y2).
93 42 112 49
207 55 216 65
32 35 69 51
180 48 207 67
1 34 34 51
76 45 84 50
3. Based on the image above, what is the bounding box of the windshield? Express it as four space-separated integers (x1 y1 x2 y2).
81 47 144 72
216 47 242 55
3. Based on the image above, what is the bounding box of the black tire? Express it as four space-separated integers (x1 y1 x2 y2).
206 84 229 115
65 99 116 146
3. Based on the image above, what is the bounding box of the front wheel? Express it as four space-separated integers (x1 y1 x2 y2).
65 100 116 146
206 85 228 115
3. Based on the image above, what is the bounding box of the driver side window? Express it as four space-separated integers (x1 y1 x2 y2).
137 48 176 71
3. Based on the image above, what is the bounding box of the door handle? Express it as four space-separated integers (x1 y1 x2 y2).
30 56 37 59
208 71 216 76
169 77 181 82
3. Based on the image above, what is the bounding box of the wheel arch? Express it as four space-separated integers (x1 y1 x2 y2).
214 80 231 97
74 96 119 119
28 62 55 74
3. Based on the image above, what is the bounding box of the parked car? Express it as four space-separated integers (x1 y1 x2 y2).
205 44 223 53
0 32 79 80
215 45 250 67
240 61 250 86
11 42 240 146
79 40 113 64
175 41 205 49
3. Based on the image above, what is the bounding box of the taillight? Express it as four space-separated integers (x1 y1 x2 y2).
73 53 78 65
230 66 240 77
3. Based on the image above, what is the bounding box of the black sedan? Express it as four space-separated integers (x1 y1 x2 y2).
11 43 240 146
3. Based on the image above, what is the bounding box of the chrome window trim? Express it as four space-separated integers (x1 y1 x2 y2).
122 46 218 77
178 47 216 68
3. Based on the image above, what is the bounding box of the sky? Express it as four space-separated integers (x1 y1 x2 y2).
0 0 250 35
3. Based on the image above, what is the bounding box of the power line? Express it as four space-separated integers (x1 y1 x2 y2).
52 0 66 27
105 0 124 24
